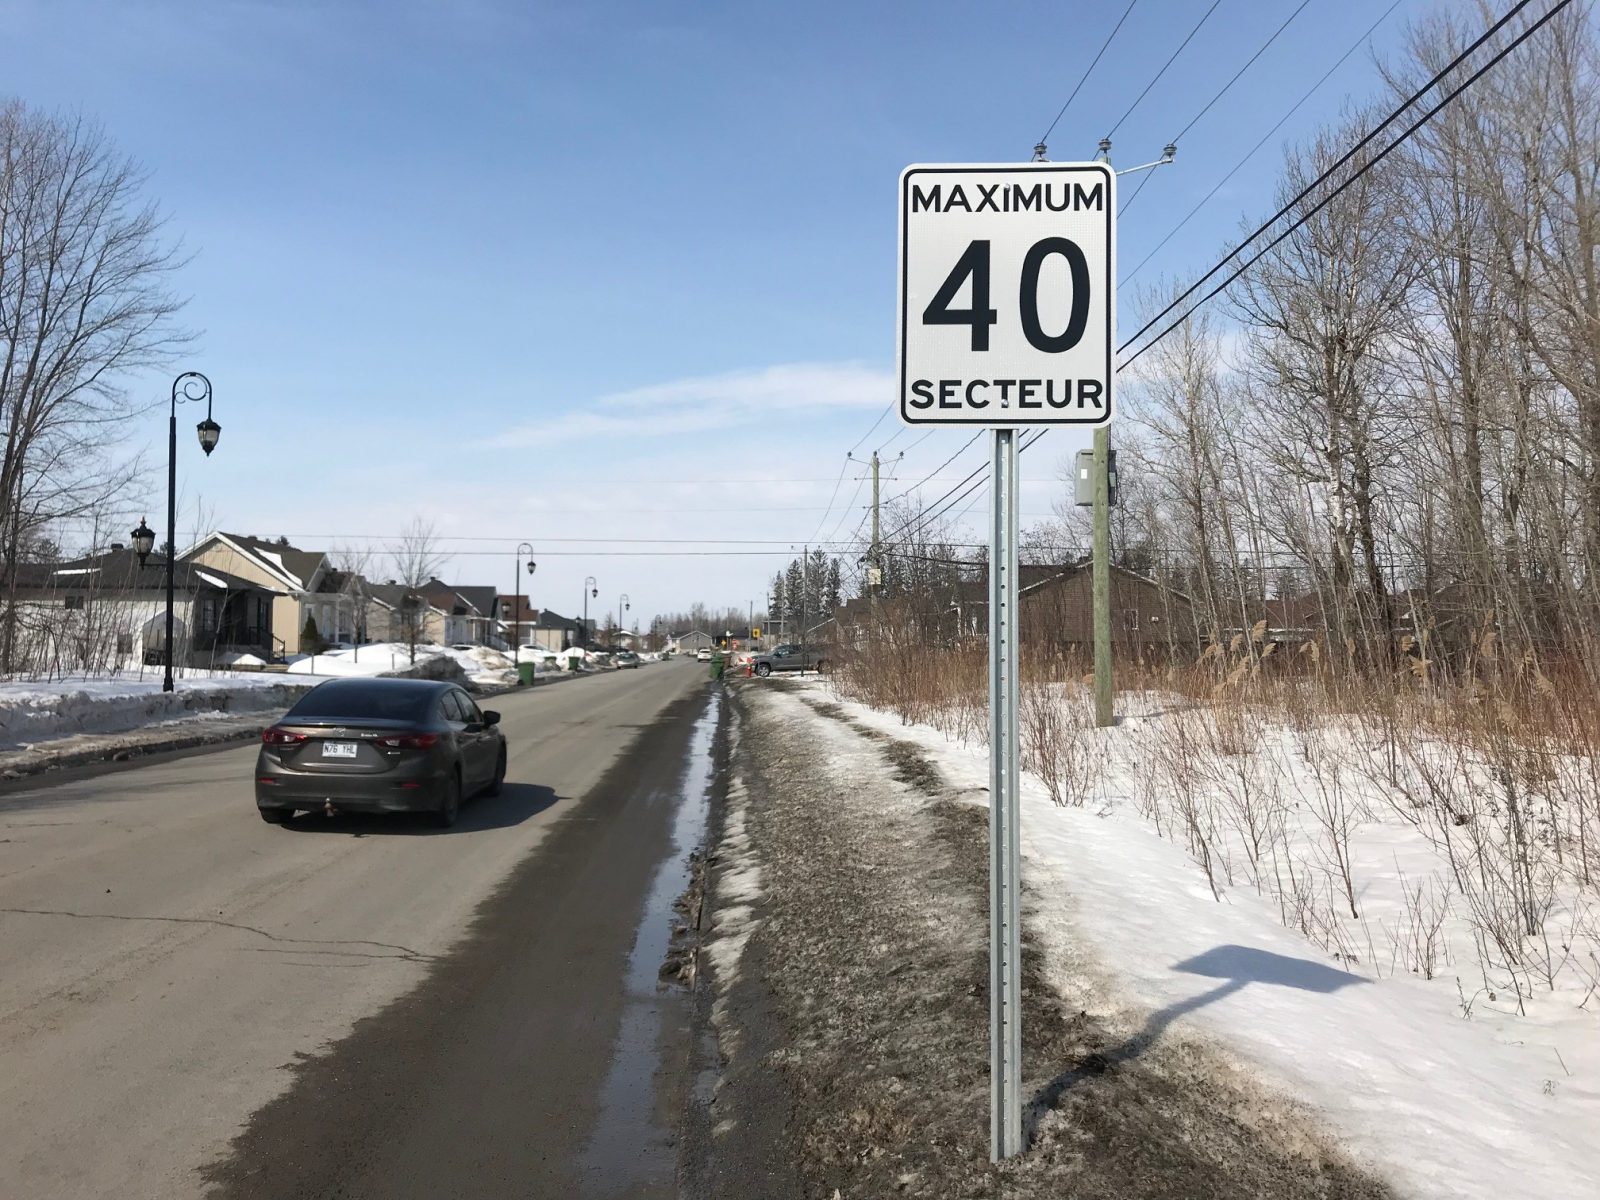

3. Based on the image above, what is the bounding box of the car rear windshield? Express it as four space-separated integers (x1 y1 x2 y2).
285 682 436 723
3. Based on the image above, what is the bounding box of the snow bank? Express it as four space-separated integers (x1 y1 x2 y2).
813 682 1600 1200
286 643 534 686
0 674 311 749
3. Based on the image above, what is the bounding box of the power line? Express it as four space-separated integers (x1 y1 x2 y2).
1119 0 1545 355
1105 0 1224 141
1120 0 1574 372
1122 0 1408 286
1174 0 1313 144
1038 0 1141 147
1120 0 1313 220
846 405 891 455
806 455 853 542
890 0 1568 555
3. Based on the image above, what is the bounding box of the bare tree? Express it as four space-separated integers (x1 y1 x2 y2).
0 102 190 670
331 543 374 662
391 518 441 664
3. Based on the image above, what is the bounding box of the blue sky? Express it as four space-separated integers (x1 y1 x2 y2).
5 0 1427 620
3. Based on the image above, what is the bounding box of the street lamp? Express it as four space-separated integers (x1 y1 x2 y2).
131 518 156 564
583 575 597 650
513 541 535 681
617 593 629 648
162 372 217 692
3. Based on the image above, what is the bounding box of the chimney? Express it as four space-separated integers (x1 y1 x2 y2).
110 542 125 551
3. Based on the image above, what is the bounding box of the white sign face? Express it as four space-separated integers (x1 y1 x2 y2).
897 162 1114 426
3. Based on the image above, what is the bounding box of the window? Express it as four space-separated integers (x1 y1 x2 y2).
199 597 217 634
286 680 437 722
64 595 85 610
117 633 133 654
440 690 468 723
456 691 484 725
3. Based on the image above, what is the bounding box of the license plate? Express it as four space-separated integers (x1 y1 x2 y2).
321 741 358 759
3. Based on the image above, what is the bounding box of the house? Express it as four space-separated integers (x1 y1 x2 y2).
520 608 588 652
364 583 448 648
669 630 716 653
183 532 336 654
11 547 278 669
498 595 538 647
837 562 1197 657
418 579 500 646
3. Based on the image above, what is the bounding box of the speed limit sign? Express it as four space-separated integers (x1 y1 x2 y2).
897 162 1114 426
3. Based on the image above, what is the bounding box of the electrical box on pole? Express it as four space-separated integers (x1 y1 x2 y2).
897 161 1114 1162
1074 448 1118 507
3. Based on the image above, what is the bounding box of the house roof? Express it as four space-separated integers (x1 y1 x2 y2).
365 583 441 615
452 585 499 618
532 608 585 631
420 578 498 618
192 532 328 592
15 549 275 595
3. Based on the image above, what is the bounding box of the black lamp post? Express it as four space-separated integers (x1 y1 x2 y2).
163 372 217 692
131 518 156 564
513 541 535 681
582 575 597 650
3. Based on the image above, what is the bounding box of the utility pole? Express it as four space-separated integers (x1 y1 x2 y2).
870 450 881 570
1093 137 1115 728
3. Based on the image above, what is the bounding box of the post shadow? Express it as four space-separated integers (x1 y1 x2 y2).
1024 945 1369 1145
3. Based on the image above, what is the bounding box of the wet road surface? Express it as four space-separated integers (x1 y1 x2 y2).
0 660 716 1199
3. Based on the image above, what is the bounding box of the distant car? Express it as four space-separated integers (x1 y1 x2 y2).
255 678 506 829
616 651 641 669
696 647 713 662
449 643 477 652
751 643 827 677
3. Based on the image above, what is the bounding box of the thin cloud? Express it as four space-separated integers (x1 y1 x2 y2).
491 361 890 447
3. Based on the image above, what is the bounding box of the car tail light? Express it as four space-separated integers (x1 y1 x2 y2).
376 732 439 750
262 727 307 745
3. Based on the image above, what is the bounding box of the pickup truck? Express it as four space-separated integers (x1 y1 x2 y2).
750 643 828 677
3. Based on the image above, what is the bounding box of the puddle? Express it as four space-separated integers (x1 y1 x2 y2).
578 688 720 1192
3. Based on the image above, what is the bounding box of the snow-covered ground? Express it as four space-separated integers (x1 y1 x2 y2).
285 643 565 687
0 673 311 749
809 679 1598 1199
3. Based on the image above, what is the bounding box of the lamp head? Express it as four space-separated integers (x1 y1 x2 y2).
196 418 221 456
131 517 156 564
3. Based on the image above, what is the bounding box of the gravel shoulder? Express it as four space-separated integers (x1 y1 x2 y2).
686 679 1395 1199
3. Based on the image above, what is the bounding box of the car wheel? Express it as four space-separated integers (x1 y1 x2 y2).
259 808 292 825
485 746 506 797
435 770 462 828
756 663 772 677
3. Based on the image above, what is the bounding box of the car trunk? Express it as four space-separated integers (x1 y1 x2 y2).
267 718 430 776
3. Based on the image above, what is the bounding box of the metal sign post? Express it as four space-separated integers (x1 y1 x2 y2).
987 426 1022 1157
896 161 1114 1162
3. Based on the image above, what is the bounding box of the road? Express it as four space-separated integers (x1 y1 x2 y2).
0 659 716 1199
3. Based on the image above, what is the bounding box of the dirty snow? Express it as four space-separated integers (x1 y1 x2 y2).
808 680 1598 1200
285 642 559 686
0 674 311 749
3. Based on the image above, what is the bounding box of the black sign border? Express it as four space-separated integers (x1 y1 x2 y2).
898 163 1114 427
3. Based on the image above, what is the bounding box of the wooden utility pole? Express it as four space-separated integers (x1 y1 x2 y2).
1093 137 1114 728
1093 425 1113 726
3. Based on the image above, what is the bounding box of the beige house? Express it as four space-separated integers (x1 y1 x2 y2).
365 582 449 647
183 532 339 655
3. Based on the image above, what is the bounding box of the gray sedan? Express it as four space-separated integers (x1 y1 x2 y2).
255 678 506 828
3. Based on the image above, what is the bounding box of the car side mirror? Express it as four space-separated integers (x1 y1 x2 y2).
482 710 500 726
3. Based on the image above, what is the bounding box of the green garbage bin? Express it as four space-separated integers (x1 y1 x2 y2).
710 652 725 681
517 661 536 687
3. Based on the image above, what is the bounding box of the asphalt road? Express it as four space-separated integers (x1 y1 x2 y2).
0 659 715 1199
